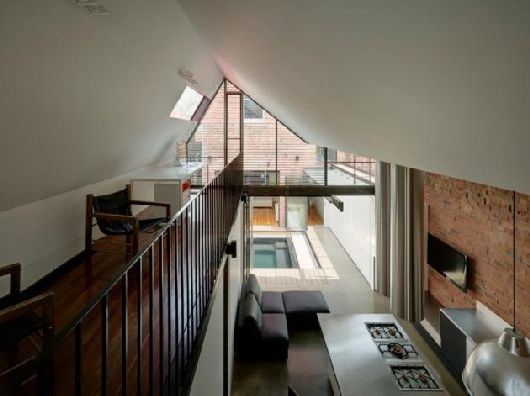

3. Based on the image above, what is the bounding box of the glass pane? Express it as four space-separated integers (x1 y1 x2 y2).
169 86 203 120
227 138 240 163
227 95 241 139
328 151 376 184
244 98 276 184
286 197 308 231
277 123 324 185
187 83 224 164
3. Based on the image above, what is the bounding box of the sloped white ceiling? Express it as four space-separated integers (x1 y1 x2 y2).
180 0 530 193
0 0 222 211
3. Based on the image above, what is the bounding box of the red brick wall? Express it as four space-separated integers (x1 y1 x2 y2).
192 83 323 183
515 193 530 336
425 173 530 337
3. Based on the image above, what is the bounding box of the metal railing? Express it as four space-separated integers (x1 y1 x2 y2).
7 154 243 395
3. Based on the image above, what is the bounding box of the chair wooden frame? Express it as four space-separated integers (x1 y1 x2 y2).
85 184 171 257
0 264 55 386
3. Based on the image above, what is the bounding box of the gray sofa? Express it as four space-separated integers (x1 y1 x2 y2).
235 275 330 360
236 293 289 360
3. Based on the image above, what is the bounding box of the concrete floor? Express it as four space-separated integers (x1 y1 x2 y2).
232 226 465 396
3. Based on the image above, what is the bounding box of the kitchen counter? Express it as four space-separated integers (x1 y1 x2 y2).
129 161 202 181
318 313 448 396
440 308 502 345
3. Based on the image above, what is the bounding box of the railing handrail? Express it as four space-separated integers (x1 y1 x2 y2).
8 154 244 393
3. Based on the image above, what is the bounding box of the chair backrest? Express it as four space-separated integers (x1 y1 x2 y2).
92 188 133 235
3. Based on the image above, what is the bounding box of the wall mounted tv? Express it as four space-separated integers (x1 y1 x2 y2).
427 233 468 291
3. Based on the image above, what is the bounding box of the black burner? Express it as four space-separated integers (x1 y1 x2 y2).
366 322 404 339
378 342 419 360
391 365 441 390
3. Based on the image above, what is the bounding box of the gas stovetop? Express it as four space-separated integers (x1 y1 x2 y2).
390 365 442 391
378 342 420 360
366 322 405 340
364 321 444 392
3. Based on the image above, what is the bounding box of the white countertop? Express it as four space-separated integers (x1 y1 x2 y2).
129 161 202 181
318 313 448 396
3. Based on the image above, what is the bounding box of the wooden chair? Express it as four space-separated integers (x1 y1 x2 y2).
85 184 171 257
0 264 55 389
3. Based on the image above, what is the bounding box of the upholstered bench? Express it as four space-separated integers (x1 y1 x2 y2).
246 274 330 329
282 290 330 329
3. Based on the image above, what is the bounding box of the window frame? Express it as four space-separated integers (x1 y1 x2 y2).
243 97 264 121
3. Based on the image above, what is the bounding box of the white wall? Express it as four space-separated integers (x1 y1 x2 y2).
190 204 243 396
0 0 222 212
324 195 376 287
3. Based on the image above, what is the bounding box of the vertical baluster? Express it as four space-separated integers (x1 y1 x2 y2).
195 197 200 323
200 193 204 316
121 272 128 396
159 234 164 394
101 294 109 396
204 186 208 288
148 247 154 396
186 207 191 358
179 214 185 382
166 228 172 394
75 322 83 396
174 219 180 393
188 203 195 340
196 194 201 321
137 258 143 396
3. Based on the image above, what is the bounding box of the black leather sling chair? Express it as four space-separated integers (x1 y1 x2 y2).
85 185 171 257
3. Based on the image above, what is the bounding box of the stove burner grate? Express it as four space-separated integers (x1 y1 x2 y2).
391 365 441 391
378 342 419 360
365 322 404 339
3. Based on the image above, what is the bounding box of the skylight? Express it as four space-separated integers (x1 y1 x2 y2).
170 86 205 121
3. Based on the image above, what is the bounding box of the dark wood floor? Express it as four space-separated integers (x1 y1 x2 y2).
2 224 197 395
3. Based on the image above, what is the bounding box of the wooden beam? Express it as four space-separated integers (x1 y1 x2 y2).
243 184 375 196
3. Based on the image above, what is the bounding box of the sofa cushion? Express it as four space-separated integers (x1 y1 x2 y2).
261 313 289 343
261 291 285 313
282 290 330 314
242 293 262 335
246 274 262 305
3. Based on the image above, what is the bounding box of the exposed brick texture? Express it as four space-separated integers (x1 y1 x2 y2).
515 193 530 337
425 173 530 337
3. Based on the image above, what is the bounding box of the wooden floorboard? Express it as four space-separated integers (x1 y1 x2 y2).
252 205 323 227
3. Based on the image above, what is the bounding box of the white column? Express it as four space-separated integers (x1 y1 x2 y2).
375 161 391 296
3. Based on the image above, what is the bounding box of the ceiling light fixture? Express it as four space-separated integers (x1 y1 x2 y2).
462 191 530 395
70 0 110 15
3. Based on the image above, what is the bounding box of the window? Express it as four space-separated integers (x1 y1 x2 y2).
170 86 209 121
243 97 263 120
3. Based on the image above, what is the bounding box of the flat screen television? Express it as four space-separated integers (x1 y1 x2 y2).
427 233 468 291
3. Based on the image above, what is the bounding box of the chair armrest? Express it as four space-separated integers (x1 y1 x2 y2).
0 263 21 295
0 292 55 331
130 200 171 218
93 212 140 225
